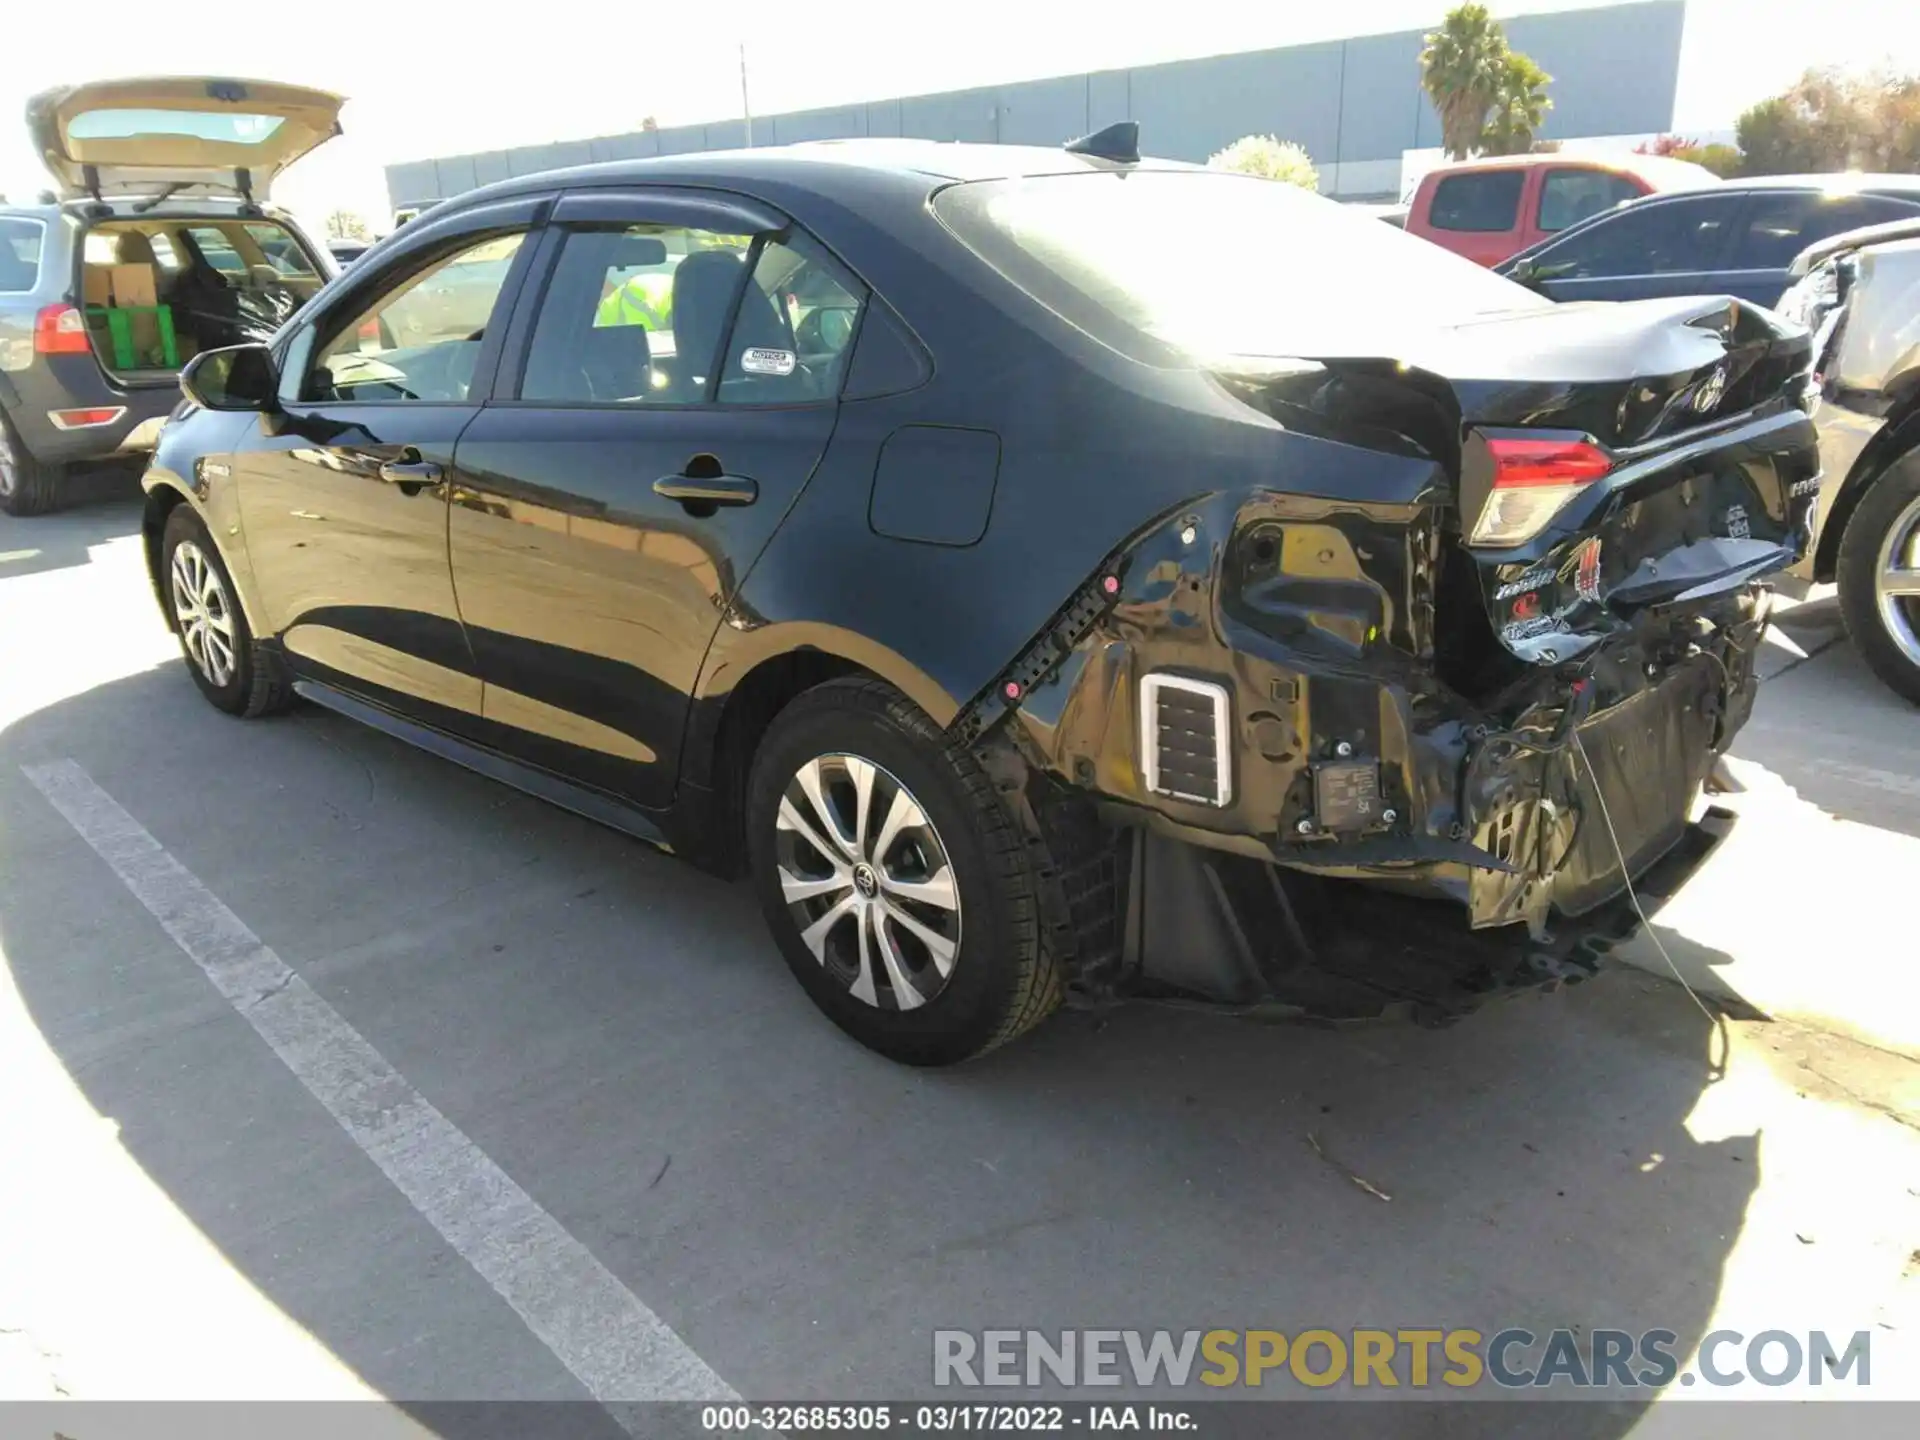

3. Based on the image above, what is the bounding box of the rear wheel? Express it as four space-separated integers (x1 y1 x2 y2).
161 505 293 717
0 407 63 517
745 678 1063 1065
1838 452 1920 706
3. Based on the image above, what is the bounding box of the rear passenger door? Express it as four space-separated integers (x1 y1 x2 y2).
448 188 868 808
1717 191 1920 308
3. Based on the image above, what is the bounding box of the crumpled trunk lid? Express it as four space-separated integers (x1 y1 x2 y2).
1445 296 1818 666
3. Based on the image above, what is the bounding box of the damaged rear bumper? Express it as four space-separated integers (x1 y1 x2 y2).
959 418 1804 1021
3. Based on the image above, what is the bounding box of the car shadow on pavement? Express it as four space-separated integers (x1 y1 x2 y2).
0 661 1758 1437
1733 633 1920 836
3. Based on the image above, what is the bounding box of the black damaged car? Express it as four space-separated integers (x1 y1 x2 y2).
140 126 1819 1064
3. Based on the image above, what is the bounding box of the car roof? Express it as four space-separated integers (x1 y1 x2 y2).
1702 172 1920 195
403 140 1199 220
1420 151 1718 188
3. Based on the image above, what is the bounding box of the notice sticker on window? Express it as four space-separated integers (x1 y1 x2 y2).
741 346 796 376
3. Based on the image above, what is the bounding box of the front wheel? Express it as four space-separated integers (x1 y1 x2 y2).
161 505 294 717
745 678 1063 1065
1837 452 1920 706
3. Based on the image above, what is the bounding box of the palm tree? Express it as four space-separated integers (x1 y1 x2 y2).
1421 3 1509 160
1479 52 1554 155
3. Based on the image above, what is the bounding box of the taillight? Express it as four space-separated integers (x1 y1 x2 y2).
1468 437 1613 547
34 303 92 355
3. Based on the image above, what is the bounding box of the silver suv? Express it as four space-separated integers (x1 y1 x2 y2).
0 76 340 515
1782 217 1920 703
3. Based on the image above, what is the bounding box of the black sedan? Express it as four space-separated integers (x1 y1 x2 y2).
141 128 1818 1064
1497 174 1920 309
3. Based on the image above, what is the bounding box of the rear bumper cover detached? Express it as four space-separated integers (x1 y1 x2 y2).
965 460 1791 1022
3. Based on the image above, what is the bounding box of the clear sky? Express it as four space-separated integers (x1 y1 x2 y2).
2 0 1915 234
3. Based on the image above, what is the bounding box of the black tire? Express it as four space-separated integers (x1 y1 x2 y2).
0 407 63 517
160 505 294 718
745 677 1063 1065
1837 451 1920 707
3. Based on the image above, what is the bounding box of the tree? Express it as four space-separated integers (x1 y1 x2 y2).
1637 135 1744 177
1421 3 1509 161
1479 51 1553 156
325 209 371 241
1736 68 1920 174
1207 134 1320 190
640 116 659 133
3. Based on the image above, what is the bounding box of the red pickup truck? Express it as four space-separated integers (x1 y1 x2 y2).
1405 153 1720 266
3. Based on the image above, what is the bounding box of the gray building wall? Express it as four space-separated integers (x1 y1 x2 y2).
386 0 1684 210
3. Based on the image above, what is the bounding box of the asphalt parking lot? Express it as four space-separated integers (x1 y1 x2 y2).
3 480 1917 1432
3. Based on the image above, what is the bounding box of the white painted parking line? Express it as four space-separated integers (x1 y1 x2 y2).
22 758 736 1411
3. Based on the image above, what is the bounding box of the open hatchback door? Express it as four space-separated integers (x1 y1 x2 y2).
28 76 344 202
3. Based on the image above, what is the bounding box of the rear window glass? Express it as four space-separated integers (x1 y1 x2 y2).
1537 170 1643 232
1733 193 1920 270
67 108 286 145
933 170 1541 365
1428 170 1526 233
0 217 44 293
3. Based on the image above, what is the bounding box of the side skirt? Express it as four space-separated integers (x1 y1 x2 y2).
292 680 675 853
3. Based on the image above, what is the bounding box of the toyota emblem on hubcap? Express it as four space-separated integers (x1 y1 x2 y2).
852 863 879 898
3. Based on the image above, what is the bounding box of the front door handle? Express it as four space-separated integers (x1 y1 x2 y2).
653 472 759 507
379 458 443 487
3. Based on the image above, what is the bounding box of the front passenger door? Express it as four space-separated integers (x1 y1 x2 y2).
235 214 536 726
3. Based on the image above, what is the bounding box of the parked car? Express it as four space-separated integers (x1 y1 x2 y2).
1776 216 1920 703
1405 153 1718 266
327 237 372 268
141 131 1817 1064
0 76 340 516
1497 175 1920 308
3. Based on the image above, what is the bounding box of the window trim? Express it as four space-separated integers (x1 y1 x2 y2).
490 187 869 414
293 212 546 409
285 193 553 406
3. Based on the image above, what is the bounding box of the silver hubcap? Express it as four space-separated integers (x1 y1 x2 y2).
169 540 238 689
1875 493 1920 669
775 753 961 1011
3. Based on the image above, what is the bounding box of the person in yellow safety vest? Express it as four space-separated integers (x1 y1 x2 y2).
595 269 674 331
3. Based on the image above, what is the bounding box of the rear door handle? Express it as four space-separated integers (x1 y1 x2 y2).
653 473 759 507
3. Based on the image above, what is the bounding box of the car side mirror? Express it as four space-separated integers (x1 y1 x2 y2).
180 343 280 412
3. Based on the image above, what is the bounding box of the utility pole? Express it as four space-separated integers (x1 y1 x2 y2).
740 43 754 147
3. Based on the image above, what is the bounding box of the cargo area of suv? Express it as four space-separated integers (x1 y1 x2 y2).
77 216 324 381
0 76 342 515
